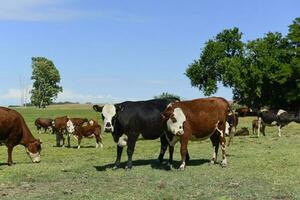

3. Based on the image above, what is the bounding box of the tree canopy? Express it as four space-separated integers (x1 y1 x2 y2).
30 57 62 108
154 92 181 101
186 18 300 110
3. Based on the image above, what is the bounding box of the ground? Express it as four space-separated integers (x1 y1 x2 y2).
0 104 300 200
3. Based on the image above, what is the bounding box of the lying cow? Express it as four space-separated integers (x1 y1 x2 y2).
67 119 102 149
258 109 300 137
35 118 53 133
162 97 230 170
93 98 179 170
0 107 42 165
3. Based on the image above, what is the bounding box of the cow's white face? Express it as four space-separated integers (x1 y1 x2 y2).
167 108 186 136
66 119 75 133
102 104 116 132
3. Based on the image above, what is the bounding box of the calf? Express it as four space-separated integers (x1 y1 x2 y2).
162 97 230 170
70 119 102 149
258 109 300 137
93 98 179 170
252 119 262 135
0 107 42 165
52 116 69 147
35 118 53 133
66 118 89 147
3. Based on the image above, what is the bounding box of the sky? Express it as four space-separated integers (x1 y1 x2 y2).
0 0 299 106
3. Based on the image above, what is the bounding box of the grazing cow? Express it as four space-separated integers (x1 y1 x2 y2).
0 107 42 165
258 109 300 137
162 97 230 170
93 98 179 170
35 118 53 133
69 119 102 149
52 116 69 147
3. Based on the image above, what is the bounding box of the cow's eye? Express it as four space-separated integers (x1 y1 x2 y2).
171 117 177 123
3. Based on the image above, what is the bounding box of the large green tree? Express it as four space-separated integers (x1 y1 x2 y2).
154 92 181 100
186 18 300 110
30 57 62 108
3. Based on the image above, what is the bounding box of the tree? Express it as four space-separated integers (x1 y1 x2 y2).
154 92 181 100
186 18 300 110
30 57 62 108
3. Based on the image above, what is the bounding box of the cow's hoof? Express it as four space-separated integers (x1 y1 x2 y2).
77 146 80 149
221 160 228 167
178 166 185 171
125 165 132 171
112 166 119 170
210 160 216 165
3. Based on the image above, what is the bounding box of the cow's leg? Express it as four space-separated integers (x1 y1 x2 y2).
257 117 262 137
262 124 266 136
113 145 123 170
210 132 219 164
178 134 189 170
55 132 61 147
61 134 65 148
218 128 227 167
7 145 14 166
277 124 284 137
168 145 174 169
67 134 71 147
158 135 168 163
77 136 82 149
125 133 139 170
227 129 234 146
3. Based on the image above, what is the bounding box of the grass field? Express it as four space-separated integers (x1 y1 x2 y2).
1 105 300 200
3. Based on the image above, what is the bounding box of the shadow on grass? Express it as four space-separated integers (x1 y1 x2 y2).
94 158 211 171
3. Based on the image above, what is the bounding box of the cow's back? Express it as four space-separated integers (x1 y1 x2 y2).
0 107 23 141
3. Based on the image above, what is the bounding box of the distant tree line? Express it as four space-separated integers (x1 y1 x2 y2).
186 17 300 110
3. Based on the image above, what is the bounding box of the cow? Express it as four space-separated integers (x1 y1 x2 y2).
252 119 262 135
35 118 53 133
0 107 42 165
67 119 103 149
161 97 230 170
93 98 179 170
52 116 69 147
66 118 89 147
258 109 300 137
226 113 239 146
236 107 252 117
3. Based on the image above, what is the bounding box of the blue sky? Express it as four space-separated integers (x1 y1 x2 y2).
0 0 299 106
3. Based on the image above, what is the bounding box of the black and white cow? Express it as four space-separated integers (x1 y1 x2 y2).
258 109 300 137
93 98 179 170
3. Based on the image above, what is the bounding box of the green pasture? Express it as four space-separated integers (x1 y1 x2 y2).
1 105 300 200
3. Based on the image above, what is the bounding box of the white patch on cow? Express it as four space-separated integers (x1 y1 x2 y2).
277 109 287 116
225 122 230 136
26 149 41 163
167 103 173 108
117 134 128 147
260 109 268 112
77 145 81 149
179 162 186 170
167 108 186 136
249 108 253 112
277 126 282 137
66 120 75 133
257 117 262 137
73 135 78 141
89 120 94 126
102 104 116 132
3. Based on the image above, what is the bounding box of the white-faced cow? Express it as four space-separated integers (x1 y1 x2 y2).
161 97 230 170
93 98 179 170
258 109 300 137
35 118 53 133
0 107 42 165
66 119 103 149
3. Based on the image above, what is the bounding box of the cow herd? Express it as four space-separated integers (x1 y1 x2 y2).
1 97 300 170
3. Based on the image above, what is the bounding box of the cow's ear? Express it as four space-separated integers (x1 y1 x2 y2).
93 105 103 112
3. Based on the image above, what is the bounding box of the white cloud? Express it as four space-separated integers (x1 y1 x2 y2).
56 89 120 103
0 86 32 105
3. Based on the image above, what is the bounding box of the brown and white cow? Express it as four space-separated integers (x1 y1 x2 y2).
66 118 88 147
252 119 261 135
70 119 103 149
0 107 42 165
162 97 230 170
35 118 53 133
